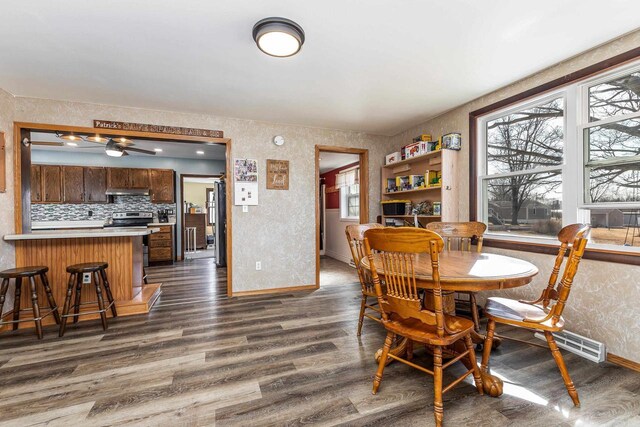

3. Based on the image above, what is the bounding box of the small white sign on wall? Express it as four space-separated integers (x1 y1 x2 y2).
234 158 259 206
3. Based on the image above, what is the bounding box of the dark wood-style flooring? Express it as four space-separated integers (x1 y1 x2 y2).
0 258 638 426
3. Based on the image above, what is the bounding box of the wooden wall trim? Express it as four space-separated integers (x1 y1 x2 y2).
0 131 5 193
13 122 233 296
233 284 316 297
469 46 640 263
607 353 640 373
315 145 370 289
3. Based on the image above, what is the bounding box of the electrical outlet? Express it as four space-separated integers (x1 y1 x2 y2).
255 261 262 270
242 205 249 213
82 273 91 284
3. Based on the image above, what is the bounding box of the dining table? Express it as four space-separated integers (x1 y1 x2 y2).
361 250 539 397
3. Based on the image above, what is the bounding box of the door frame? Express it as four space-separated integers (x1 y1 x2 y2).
179 173 222 260
315 145 369 288
13 121 234 297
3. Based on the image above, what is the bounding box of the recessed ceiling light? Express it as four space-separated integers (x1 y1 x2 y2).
253 17 305 57
112 137 133 145
66 142 78 147
196 150 205 155
154 148 163 152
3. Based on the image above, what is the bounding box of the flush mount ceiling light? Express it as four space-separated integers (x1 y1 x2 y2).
105 139 124 157
153 148 163 152
253 17 305 57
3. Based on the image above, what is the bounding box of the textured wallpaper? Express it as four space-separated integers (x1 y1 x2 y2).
389 29 640 362
11 97 393 294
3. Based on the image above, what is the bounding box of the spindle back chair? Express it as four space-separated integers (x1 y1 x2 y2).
345 223 384 336
426 221 487 330
481 223 590 407
363 227 483 427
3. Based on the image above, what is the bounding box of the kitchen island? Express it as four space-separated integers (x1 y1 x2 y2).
3 228 162 328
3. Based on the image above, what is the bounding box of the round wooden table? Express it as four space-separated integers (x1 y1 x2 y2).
361 251 538 397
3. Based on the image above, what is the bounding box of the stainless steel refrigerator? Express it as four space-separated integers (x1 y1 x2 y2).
214 180 227 267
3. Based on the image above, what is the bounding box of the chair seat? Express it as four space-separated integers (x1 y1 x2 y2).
383 314 475 346
66 262 108 274
0 266 48 278
485 297 564 331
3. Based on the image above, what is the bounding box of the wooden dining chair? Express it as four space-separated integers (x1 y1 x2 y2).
426 221 487 331
364 227 483 427
481 223 590 407
345 223 385 336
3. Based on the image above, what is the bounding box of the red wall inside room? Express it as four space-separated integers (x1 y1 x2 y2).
320 162 359 209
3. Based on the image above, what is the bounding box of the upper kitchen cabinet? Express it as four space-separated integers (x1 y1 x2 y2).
84 167 108 203
150 169 175 203
42 165 63 203
129 168 150 188
30 165 42 203
62 166 85 203
107 167 130 188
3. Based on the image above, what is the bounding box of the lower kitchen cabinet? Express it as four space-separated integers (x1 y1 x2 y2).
148 225 174 265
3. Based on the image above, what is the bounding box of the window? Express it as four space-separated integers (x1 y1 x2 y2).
476 61 640 252
337 167 360 220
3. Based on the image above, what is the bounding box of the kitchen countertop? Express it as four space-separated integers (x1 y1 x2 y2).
31 220 105 230
4 227 160 241
147 222 176 226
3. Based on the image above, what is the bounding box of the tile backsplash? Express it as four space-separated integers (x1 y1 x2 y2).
31 195 176 222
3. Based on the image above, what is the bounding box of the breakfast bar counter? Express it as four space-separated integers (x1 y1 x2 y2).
2 228 162 329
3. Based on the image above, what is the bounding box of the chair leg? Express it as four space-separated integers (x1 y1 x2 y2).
481 319 496 374
544 331 580 407
93 272 108 331
40 273 61 324
406 339 414 362
73 273 83 323
464 334 483 395
99 269 117 317
372 331 394 394
0 278 10 321
357 294 367 337
59 273 76 337
433 345 444 427
469 293 480 332
12 278 22 330
28 276 43 340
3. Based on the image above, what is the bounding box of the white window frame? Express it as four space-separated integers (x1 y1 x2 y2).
338 166 360 221
476 59 640 253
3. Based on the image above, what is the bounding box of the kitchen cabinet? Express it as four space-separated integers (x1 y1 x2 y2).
84 167 108 203
129 168 150 188
150 169 175 203
31 165 42 203
148 225 174 265
62 166 85 203
42 165 62 203
107 167 130 188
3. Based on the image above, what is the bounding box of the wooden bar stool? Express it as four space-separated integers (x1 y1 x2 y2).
0 266 61 339
59 262 117 337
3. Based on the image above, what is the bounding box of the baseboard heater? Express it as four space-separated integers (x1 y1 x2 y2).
534 330 606 363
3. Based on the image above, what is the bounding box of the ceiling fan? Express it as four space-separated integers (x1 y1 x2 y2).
30 133 157 157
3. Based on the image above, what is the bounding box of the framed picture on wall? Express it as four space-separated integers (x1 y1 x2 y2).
266 159 289 190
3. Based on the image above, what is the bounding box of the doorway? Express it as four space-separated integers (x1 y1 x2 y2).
315 146 369 287
180 174 222 261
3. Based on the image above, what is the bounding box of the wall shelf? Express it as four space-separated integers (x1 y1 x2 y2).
383 186 441 196
383 149 441 169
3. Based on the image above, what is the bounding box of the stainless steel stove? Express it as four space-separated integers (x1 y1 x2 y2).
104 211 154 228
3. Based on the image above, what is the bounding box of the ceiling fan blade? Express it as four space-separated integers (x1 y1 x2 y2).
124 147 156 155
31 141 64 146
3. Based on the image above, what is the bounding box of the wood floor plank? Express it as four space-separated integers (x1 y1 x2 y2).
0 257 637 425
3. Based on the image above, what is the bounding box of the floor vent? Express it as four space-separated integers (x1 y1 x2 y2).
534 330 605 363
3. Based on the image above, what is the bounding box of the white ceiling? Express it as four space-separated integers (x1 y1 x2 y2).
2 1 639 136
319 152 359 174
30 131 227 160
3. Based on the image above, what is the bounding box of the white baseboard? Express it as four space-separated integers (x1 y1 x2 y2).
324 250 352 265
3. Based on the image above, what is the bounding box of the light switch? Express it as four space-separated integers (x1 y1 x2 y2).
242 205 249 213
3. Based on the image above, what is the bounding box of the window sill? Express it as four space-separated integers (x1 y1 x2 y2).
483 233 640 266
340 217 360 222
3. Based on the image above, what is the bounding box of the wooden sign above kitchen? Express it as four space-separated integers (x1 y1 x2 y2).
93 120 223 138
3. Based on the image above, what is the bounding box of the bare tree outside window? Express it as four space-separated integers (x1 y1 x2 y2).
484 98 563 235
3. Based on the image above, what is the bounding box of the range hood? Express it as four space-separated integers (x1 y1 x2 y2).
105 188 150 196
